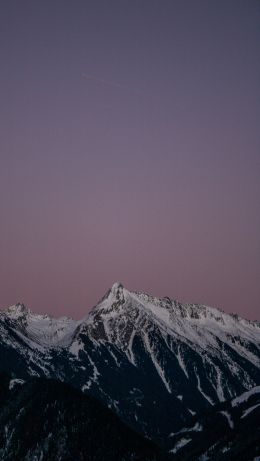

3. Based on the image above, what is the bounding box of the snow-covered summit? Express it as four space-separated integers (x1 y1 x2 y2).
86 283 259 346
108 281 128 304
91 281 129 315
1 284 259 353
3 303 31 320
111 281 125 293
0 282 259 442
0 303 79 348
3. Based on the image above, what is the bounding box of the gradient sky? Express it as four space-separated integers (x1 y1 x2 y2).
0 0 259 319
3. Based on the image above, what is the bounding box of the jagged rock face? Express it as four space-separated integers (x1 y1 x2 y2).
0 283 259 443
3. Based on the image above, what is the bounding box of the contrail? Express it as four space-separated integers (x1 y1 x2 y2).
81 72 143 95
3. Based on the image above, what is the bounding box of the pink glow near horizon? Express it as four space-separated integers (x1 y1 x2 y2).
0 1 259 319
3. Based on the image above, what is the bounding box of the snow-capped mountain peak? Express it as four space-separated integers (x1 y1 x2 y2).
86 283 259 348
0 303 79 348
92 281 130 315
0 283 259 443
108 281 128 305
4 303 31 320
111 281 125 294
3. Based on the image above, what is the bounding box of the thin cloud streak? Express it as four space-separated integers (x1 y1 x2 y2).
81 72 143 95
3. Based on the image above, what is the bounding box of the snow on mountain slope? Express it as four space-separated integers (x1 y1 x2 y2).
63 282 260 437
0 282 259 443
231 385 260 407
76 282 259 394
0 303 80 378
1 303 79 347
83 282 259 364
168 385 260 460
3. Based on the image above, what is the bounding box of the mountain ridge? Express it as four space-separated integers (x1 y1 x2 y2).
0 282 259 444
2 281 259 334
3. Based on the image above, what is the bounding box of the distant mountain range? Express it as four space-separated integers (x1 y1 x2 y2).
0 282 259 459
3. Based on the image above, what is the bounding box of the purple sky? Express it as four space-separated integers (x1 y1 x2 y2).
0 1 259 319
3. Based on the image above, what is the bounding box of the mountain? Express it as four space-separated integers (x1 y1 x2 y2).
168 385 260 460
0 282 259 445
0 373 166 461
